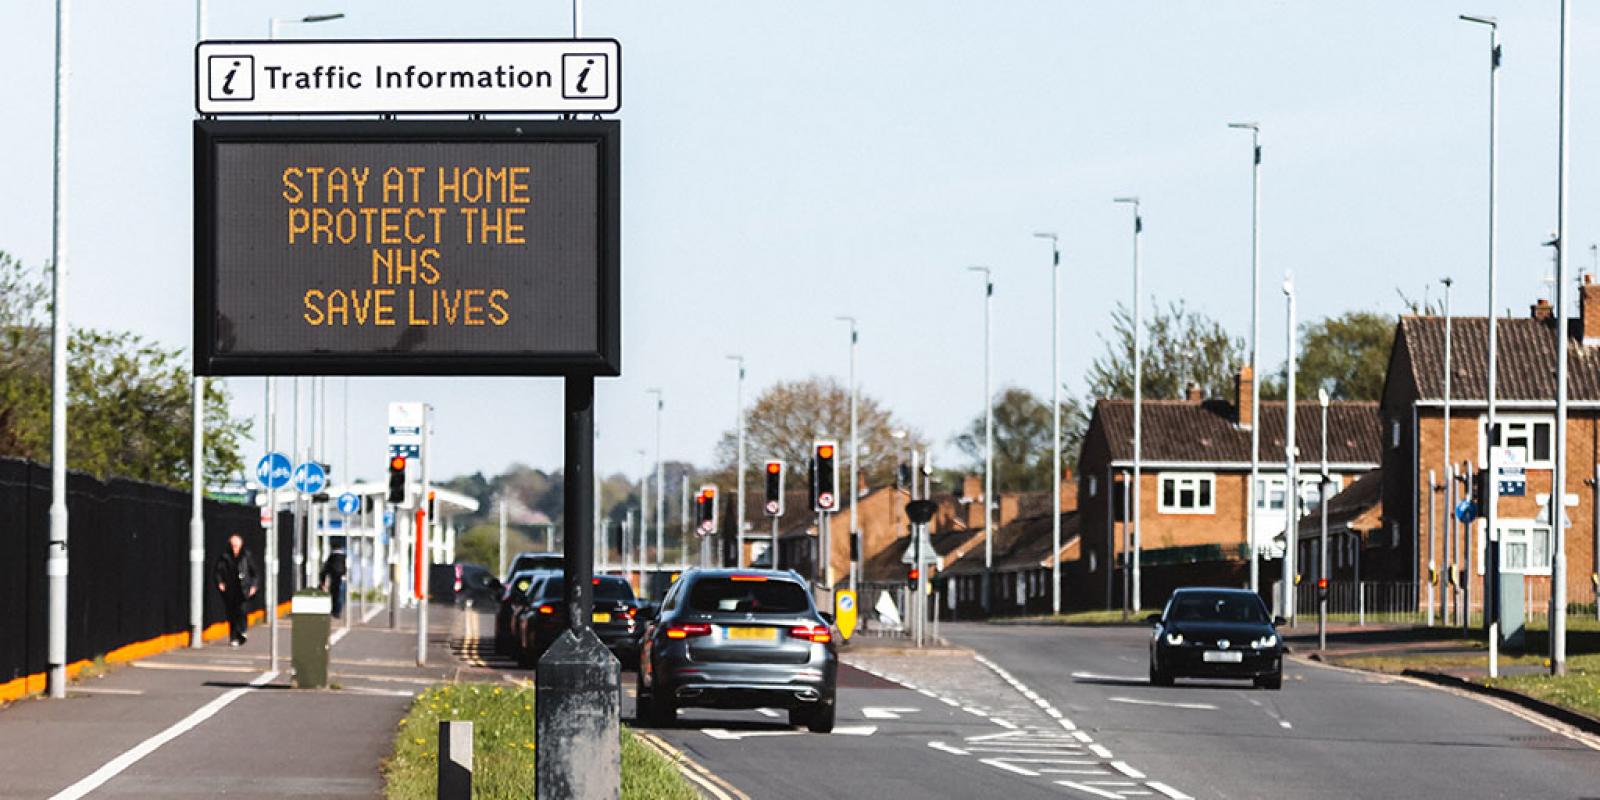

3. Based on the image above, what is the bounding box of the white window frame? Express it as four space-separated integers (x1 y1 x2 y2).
1481 519 1553 576
1158 472 1216 514
1480 414 1555 469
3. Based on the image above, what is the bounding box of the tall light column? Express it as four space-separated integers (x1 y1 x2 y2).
45 0 72 700
1229 122 1263 594
835 317 859 594
1114 197 1143 610
1283 273 1298 624
266 378 279 669
188 0 207 651
1553 0 1572 676
648 389 665 574
727 356 746 566
967 266 995 611
1319 387 1330 651
1460 12 1500 669
1440 276 1454 629
1034 232 1063 615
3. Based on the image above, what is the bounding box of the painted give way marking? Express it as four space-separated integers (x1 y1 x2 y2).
702 725 877 740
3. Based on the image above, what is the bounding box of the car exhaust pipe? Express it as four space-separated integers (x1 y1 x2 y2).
794 689 819 702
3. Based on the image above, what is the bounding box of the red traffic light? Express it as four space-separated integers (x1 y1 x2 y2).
908 568 920 581
767 462 782 475
818 444 835 460
389 456 407 471
1316 578 1329 591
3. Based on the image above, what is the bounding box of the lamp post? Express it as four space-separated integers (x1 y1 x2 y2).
967 266 994 612
268 11 345 38
188 0 208 652
1228 122 1263 595
727 356 746 567
1319 387 1330 651
1283 272 1298 625
1460 11 1500 668
835 317 859 594
1114 196 1143 611
44 0 73 700
1034 232 1063 615
647 388 664 576
1552 0 1573 677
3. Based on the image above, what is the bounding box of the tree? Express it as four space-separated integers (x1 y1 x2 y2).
711 376 925 489
953 387 1077 492
0 251 248 486
1084 300 1245 401
1262 311 1395 401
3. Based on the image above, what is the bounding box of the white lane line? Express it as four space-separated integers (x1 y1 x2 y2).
1107 696 1217 711
1279 720 1293 729
917 688 938 699
131 662 258 674
1056 780 1123 799
981 758 1040 777
1041 768 1110 775
1085 780 1136 787
66 686 145 696
940 697 960 707
967 747 1090 756
360 602 384 624
1089 743 1114 759
1071 671 1146 683
1110 760 1146 779
50 670 279 800
962 705 987 716
341 686 416 698
1146 781 1194 799
967 730 1028 742
928 741 970 756
1058 716 1078 730
1071 730 1093 743
755 708 780 718
992 717 1019 729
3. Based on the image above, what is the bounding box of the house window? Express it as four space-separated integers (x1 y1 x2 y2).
1493 521 1553 575
1488 417 1555 468
1256 477 1286 511
1159 472 1215 514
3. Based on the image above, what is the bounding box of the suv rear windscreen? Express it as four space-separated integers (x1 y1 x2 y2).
687 577 811 615
595 577 634 603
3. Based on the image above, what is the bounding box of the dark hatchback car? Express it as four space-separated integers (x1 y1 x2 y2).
1148 588 1285 690
503 552 563 582
494 569 550 656
514 575 648 666
635 569 837 732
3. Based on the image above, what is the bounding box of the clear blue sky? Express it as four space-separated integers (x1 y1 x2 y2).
2 1 1596 485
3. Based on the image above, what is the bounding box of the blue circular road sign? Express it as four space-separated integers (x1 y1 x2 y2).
1454 499 1480 525
292 461 328 494
256 452 292 490
337 492 361 515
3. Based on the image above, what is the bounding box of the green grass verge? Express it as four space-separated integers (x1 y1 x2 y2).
382 683 698 800
1490 654 1600 719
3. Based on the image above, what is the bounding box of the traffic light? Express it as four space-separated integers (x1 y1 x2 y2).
763 460 785 517
696 485 718 536
812 440 839 513
1316 577 1329 601
387 456 407 503
907 567 920 586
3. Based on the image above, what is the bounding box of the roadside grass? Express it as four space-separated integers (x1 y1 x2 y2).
993 609 1157 626
1491 654 1600 719
382 683 697 800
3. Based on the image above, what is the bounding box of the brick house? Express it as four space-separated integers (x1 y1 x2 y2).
1075 375 1382 610
1378 288 1600 614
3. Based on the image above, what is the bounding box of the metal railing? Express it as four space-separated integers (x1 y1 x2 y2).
1288 579 1599 627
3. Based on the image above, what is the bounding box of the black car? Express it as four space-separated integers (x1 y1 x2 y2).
504 552 563 582
513 574 648 667
1148 587 1284 690
494 569 550 657
635 569 837 732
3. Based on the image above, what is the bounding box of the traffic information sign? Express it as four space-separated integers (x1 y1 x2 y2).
196 39 620 115
194 119 620 376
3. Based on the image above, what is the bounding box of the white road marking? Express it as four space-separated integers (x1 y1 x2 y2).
755 708 780 718
981 758 1040 777
1056 780 1123 798
1146 781 1194 799
1279 720 1293 729
967 747 1090 756
50 670 279 800
131 662 258 674
1058 716 1078 730
1072 671 1147 683
831 725 878 736
1041 768 1110 775
1089 744 1114 759
702 728 802 740
861 706 919 719
341 686 416 698
967 730 1029 742
1110 761 1146 779
1108 696 1217 710
928 741 970 756
66 686 145 696
992 717 1019 729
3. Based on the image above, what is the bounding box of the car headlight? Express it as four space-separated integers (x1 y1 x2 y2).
1164 631 1184 646
1251 634 1278 649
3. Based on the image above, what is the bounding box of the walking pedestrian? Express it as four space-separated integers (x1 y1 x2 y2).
214 533 259 646
321 547 348 619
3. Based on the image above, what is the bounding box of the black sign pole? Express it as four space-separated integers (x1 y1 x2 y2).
537 374 620 799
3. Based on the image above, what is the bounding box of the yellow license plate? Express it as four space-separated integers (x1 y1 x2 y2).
726 626 777 641
592 612 611 623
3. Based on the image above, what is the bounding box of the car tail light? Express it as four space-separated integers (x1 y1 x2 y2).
665 622 712 639
625 607 638 618
789 624 832 644
537 604 555 615
730 575 769 582
453 565 463 593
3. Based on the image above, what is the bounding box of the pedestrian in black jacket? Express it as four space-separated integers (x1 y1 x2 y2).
320 549 348 619
214 534 259 646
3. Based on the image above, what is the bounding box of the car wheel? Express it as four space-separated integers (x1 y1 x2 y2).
1148 662 1174 687
806 700 835 734
1254 672 1282 691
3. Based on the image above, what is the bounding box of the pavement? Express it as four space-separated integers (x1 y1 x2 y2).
0 600 502 799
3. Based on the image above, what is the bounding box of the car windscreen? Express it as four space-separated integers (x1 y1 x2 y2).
686 577 811 615
1167 593 1269 624
595 577 635 603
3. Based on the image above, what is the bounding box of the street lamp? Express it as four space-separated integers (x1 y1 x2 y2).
269 12 345 38
967 266 994 612
1553 0 1574 678
647 388 664 575
1319 387 1330 651
835 317 860 594
727 355 746 567
1113 196 1143 611
1034 232 1063 615
1439 276 1454 629
1283 272 1298 625
1459 11 1501 667
1228 121 1264 596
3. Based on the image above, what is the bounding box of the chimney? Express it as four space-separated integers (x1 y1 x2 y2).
1186 382 1203 402
1583 274 1600 346
1532 298 1554 321
1235 364 1254 429
962 474 983 529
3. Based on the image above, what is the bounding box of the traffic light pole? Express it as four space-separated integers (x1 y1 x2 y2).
416 412 430 667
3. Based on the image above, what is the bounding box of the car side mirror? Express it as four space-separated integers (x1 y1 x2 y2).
1145 613 1163 625
1273 616 1287 627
